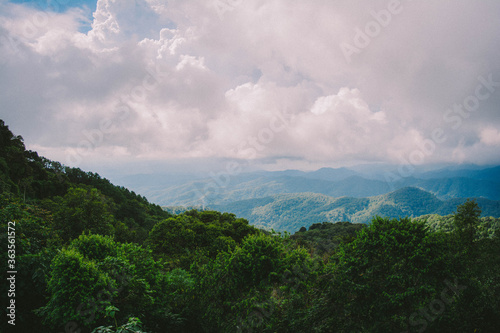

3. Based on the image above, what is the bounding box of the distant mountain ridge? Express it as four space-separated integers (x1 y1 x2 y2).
118 165 500 207
210 187 500 232
416 165 500 181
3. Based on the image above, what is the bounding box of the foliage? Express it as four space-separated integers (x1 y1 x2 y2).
92 317 147 333
70 233 119 261
311 216 463 332
42 186 116 241
213 188 500 232
453 198 481 249
36 248 116 329
415 214 500 239
1 119 171 244
193 232 323 332
2 120 500 333
291 221 366 256
146 210 257 269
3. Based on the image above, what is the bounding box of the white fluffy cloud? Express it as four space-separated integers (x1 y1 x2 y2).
481 128 500 146
1 0 500 173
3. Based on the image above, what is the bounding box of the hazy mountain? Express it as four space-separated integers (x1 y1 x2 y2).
418 165 500 181
397 177 500 200
211 187 500 233
302 167 359 181
121 166 500 206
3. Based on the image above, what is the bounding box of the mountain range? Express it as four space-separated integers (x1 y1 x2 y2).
113 165 500 232
115 165 500 206
211 187 500 232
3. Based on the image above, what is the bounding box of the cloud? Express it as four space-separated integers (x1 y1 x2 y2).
480 127 500 146
288 88 392 162
1 0 500 173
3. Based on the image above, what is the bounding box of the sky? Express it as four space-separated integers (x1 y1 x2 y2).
1 0 500 178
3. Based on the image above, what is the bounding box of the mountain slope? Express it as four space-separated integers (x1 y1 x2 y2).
0 119 171 243
126 167 500 207
419 165 500 181
398 177 500 200
211 187 500 232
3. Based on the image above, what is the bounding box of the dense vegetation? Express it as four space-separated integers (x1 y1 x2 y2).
291 221 366 257
415 214 500 239
2 120 500 332
213 188 500 232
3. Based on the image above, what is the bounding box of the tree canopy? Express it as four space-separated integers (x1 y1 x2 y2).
1 119 499 333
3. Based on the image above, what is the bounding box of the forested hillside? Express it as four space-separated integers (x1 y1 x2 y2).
212 187 500 232
0 120 259 332
415 214 500 239
119 165 500 206
0 120 172 243
1 120 500 332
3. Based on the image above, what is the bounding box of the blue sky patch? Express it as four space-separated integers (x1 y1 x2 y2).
9 0 97 31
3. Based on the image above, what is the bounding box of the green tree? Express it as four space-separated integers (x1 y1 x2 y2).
47 186 115 241
453 199 481 250
92 316 147 333
37 248 115 330
147 216 196 257
0 196 60 332
314 216 459 332
148 268 195 332
193 232 321 332
70 234 118 261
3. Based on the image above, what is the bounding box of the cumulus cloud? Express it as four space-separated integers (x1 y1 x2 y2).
1 0 500 174
481 127 500 146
